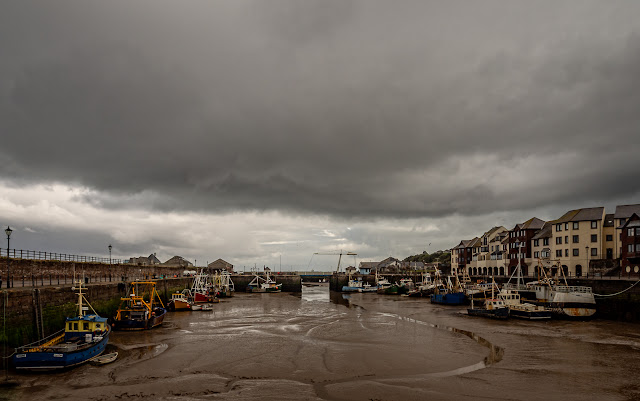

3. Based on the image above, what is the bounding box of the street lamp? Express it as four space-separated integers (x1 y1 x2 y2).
108 244 112 267
5 226 12 288
586 245 590 276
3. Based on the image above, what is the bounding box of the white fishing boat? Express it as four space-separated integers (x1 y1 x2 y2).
375 272 393 294
246 268 282 293
499 288 552 320
213 270 235 297
527 259 596 319
342 273 364 292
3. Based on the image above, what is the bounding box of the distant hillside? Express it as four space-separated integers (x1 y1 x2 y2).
403 250 450 264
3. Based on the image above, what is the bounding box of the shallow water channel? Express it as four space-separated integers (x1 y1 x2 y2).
4 284 640 400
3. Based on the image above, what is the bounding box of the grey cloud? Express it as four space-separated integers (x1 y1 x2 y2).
1 1 640 221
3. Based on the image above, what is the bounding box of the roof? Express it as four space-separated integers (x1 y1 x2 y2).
359 262 378 269
553 207 604 223
620 213 640 229
483 226 504 238
520 217 546 230
468 237 482 248
532 223 552 240
614 204 640 219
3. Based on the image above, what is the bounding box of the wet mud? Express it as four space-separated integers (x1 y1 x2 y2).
3 285 639 400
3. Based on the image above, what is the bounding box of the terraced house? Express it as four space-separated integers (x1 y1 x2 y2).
547 207 605 277
507 217 546 277
450 203 640 279
451 239 475 275
470 226 507 277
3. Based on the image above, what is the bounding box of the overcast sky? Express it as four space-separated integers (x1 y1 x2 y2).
1 1 640 270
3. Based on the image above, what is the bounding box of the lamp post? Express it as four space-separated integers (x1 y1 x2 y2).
108 244 112 268
586 245 590 276
5 226 12 288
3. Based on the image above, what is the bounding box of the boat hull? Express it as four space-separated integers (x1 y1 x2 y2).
430 292 467 305
467 307 509 319
13 331 109 371
509 307 553 320
168 299 191 311
113 308 167 331
341 285 362 292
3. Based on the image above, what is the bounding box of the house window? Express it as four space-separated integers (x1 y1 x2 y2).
606 235 613 241
73 323 78 330
556 250 562 257
565 236 569 244
573 222 579 229
565 223 569 230
591 234 597 243
591 248 597 256
591 221 598 229
556 224 562 232
636 244 640 252
629 244 634 252
573 249 579 256
565 249 569 257
628 228 635 236
556 237 562 245
83 323 89 330
534 239 539 247
534 251 539 258
619 219 626 226
543 238 549 246
68 323 73 331
572 235 579 243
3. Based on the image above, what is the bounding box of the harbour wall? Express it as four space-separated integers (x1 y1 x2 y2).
0 258 184 288
231 274 302 293
330 273 640 323
0 274 301 351
0 278 191 350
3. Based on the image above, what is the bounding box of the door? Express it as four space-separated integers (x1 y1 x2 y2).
606 248 613 259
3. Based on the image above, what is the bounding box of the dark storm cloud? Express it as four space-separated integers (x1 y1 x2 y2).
1 1 640 219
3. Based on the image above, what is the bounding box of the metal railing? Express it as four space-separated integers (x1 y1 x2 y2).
0 248 126 264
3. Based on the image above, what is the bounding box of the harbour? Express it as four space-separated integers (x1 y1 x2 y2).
2 284 640 400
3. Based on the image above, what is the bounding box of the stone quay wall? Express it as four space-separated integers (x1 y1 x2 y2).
0 258 185 287
231 274 302 293
0 278 191 350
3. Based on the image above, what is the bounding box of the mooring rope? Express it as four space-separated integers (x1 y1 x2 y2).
594 278 640 297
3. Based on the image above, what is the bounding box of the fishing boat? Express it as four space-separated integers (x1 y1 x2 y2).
360 282 377 293
167 289 193 311
527 259 597 319
213 270 235 297
342 272 364 292
375 272 393 294
12 280 110 371
112 281 167 330
412 272 435 296
467 279 509 319
499 288 552 320
191 270 217 303
430 274 467 305
246 268 282 293
90 352 118 365
396 278 414 295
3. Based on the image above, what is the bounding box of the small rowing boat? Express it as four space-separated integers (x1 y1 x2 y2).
91 352 118 365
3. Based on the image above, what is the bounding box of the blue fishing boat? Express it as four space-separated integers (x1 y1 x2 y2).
430 291 467 305
112 281 167 330
12 281 110 371
430 274 467 305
